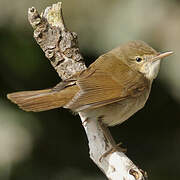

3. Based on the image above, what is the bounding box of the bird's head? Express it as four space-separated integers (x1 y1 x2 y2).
114 40 173 80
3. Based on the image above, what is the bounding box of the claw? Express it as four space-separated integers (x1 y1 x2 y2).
99 143 127 162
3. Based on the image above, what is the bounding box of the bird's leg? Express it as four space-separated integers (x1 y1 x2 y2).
98 117 127 162
82 117 90 126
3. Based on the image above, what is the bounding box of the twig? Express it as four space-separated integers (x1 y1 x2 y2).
28 2 148 180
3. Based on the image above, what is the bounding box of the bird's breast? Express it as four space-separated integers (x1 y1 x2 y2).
83 88 151 127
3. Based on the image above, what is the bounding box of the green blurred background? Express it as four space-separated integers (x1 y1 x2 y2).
1 0 180 179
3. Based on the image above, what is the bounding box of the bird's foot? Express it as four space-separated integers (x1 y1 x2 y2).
99 142 127 162
82 117 89 126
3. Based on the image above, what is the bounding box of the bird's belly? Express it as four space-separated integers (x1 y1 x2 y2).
84 92 149 126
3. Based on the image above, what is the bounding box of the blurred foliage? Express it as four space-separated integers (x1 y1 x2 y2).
0 0 180 180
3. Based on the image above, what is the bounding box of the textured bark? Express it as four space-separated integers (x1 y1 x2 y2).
28 2 86 80
28 2 148 180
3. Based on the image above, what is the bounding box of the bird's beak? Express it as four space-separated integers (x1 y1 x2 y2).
152 51 174 62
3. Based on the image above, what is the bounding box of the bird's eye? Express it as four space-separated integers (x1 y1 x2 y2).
136 57 142 62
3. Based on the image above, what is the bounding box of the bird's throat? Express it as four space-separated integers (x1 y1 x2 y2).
144 60 161 80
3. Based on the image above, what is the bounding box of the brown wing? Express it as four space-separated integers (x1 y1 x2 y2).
65 53 149 111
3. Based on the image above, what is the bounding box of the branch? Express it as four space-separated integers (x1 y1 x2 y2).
28 2 148 180
28 2 86 80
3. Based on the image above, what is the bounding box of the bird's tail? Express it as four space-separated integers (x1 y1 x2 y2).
7 86 78 112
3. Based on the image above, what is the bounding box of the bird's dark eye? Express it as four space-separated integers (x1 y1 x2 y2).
136 57 142 62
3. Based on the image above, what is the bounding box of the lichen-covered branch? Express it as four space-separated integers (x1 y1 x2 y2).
28 2 86 80
28 2 147 180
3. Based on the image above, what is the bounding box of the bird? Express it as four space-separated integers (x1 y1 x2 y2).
7 40 173 127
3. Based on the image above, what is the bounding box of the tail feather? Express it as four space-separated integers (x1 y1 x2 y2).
7 86 78 112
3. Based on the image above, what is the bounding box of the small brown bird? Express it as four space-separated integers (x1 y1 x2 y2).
7 40 173 126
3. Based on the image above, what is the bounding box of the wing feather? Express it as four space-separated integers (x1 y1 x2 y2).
65 54 149 111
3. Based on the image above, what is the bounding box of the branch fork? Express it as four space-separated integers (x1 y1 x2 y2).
28 2 147 180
